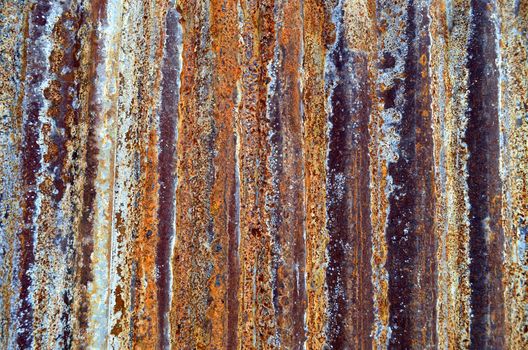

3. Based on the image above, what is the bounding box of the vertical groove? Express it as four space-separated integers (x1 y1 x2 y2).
380 0 437 347
324 1 376 348
466 1 505 348
156 6 181 349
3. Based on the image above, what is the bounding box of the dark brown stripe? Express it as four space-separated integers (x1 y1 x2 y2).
266 1 306 346
385 2 437 348
267 54 283 342
226 131 240 349
156 7 181 350
18 1 69 346
466 1 504 348
325 10 374 347
17 4 43 347
267 61 285 343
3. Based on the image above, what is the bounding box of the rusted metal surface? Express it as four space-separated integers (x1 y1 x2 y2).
0 0 526 349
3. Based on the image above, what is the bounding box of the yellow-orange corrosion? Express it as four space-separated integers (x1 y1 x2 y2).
0 1 526 349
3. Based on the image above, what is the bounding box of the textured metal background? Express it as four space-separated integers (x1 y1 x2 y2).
0 0 527 349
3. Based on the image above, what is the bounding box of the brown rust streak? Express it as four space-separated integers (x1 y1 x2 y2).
267 0 306 348
429 1 454 348
111 3 165 350
208 0 241 348
431 4 478 341
107 1 169 348
236 0 278 348
302 0 332 348
499 1 528 348
171 1 217 348
369 1 392 346
128 18 167 342
109 1 166 347
133 126 161 350
439 0 473 347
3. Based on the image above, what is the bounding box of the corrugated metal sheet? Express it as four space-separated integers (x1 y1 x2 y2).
0 0 526 348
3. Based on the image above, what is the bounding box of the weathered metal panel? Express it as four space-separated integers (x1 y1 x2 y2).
0 0 526 349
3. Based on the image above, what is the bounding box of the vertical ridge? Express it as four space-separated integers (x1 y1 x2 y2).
302 0 333 347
